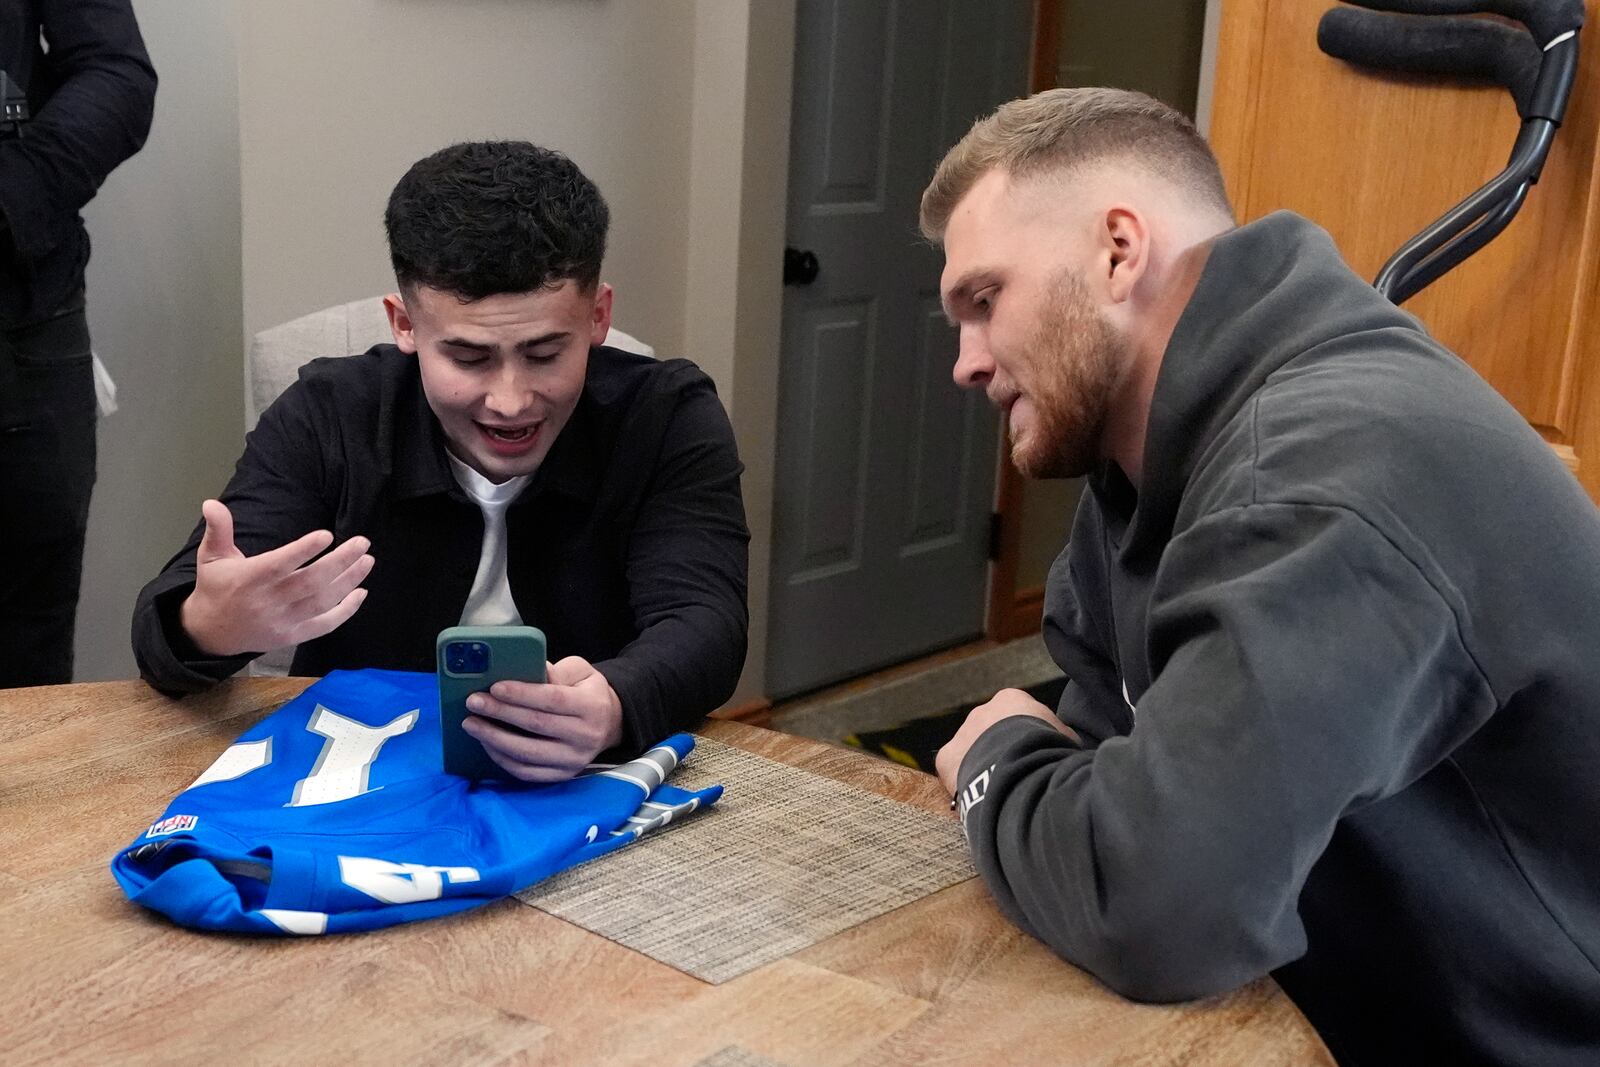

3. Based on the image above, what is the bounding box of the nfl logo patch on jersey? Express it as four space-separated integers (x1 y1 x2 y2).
145 814 198 838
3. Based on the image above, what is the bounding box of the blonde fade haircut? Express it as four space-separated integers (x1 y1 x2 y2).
919 87 1234 243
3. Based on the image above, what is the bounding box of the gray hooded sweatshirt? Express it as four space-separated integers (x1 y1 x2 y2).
956 212 1600 1066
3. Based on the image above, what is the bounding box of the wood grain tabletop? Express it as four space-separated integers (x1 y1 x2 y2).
0 677 1333 1066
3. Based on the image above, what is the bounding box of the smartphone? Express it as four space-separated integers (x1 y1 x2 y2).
437 625 548 780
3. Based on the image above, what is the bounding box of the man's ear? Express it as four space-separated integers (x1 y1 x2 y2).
590 282 614 347
1100 207 1150 305
382 291 418 354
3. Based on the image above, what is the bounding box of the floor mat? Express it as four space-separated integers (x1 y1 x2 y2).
843 675 1068 772
772 634 1063 745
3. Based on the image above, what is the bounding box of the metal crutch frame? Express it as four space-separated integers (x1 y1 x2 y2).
1316 0 1585 304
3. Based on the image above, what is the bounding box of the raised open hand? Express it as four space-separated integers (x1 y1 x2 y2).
178 499 375 657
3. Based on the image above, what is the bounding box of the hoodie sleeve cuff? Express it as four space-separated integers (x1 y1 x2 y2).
954 715 1070 828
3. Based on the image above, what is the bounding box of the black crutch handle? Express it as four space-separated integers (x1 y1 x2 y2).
1335 0 1583 47
1317 10 1542 116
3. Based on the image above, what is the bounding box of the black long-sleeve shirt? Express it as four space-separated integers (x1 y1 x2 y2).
956 213 1600 1065
0 0 156 323
132 344 750 754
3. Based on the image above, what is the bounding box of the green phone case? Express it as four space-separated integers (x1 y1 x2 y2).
437 625 548 780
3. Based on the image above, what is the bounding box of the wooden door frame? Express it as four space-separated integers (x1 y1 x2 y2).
984 0 1061 642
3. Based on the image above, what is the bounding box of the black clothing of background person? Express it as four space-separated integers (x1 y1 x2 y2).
0 0 156 686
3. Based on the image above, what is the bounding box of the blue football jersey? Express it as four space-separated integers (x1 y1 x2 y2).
111 669 722 935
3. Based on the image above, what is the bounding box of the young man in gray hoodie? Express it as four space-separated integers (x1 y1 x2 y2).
924 87 1600 1065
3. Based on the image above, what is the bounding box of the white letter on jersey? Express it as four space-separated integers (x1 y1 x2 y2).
191 737 273 789
289 706 419 808
259 908 329 935
338 856 481 904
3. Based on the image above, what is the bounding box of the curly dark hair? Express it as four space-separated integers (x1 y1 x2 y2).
384 141 609 299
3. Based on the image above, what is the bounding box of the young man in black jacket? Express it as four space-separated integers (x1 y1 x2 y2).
1 0 156 686
133 142 749 782
924 87 1600 1065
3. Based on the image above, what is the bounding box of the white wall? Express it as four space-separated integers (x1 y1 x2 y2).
684 0 795 703
1197 0 1224 135
75 0 244 680
236 0 698 357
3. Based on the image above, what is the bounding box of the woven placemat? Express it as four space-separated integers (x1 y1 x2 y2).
516 737 974 984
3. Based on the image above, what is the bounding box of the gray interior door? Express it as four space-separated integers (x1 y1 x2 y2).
766 0 1033 698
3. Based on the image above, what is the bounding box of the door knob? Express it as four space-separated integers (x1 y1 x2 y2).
783 246 821 286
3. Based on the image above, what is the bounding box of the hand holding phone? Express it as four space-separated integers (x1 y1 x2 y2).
438 625 547 780
438 627 625 783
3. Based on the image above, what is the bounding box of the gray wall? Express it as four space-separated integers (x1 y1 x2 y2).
1018 478 1084 590
75 0 244 680
1056 0 1209 116
1196 0 1224 135
683 2 793 703
236 0 698 359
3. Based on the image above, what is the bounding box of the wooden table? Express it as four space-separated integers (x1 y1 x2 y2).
0 678 1333 1066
